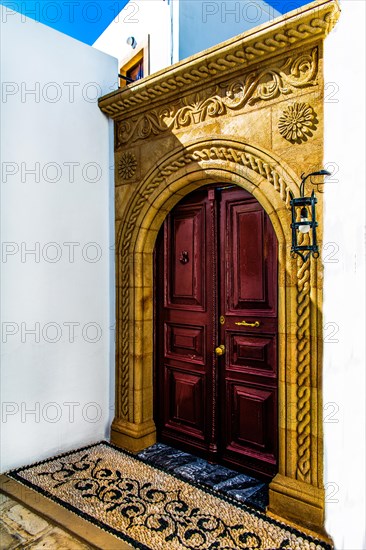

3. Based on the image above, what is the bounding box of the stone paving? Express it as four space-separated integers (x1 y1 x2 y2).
0 492 94 550
137 442 269 511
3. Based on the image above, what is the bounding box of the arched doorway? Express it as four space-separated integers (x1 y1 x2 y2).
99 0 340 534
154 184 278 481
108 137 326 534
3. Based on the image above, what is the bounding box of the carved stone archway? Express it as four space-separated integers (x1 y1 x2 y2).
99 0 340 538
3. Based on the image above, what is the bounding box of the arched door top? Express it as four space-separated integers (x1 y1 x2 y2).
117 137 299 257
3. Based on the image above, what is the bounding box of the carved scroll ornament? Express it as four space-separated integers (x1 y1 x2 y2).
117 49 318 146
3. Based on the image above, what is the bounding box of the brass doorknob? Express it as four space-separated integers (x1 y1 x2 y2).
215 345 226 356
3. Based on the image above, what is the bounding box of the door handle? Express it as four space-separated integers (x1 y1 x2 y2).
215 345 226 356
235 320 260 327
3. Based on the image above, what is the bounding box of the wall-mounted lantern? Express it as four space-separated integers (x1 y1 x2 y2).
290 170 331 262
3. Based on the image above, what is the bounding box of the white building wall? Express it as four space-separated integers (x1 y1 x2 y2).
93 0 172 76
93 0 281 73
178 0 280 60
323 1 366 549
0 8 117 471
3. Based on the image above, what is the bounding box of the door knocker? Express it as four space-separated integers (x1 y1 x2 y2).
179 251 189 264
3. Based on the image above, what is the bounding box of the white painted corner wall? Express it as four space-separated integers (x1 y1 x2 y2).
93 0 281 76
93 0 172 76
178 0 281 60
0 8 118 472
323 1 366 549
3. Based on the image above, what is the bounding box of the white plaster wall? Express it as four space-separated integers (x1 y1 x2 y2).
0 8 117 472
178 0 281 60
93 0 281 70
323 1 366 548
93 0 172 76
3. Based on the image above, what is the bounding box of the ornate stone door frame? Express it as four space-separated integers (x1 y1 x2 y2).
99 0 340 537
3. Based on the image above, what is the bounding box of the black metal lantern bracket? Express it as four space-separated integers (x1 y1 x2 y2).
290 170 331 262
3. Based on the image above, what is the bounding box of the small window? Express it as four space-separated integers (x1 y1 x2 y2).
119 37 149 88
127 59 143 82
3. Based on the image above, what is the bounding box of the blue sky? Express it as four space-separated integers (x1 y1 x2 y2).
0 0 311 45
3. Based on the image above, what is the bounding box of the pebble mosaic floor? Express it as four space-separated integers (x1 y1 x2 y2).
5 441 331 550
1 443 268 550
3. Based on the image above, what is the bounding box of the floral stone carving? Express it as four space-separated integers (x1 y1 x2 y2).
278 102 318 143
118 152 137 180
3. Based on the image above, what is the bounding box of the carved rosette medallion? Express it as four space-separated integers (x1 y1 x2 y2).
278 102 318 143
118 152 137 180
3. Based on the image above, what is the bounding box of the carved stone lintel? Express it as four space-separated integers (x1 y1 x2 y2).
116 49 319 146
99 0 340 120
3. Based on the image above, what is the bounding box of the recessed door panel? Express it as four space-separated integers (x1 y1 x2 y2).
236 209 265 304
224 194 277 316
166 204 206 310
165 323 205 365
166 368 205 436
228 332 277 377
226 382 276 454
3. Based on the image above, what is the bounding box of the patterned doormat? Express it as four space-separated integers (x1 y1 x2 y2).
7 442 331 550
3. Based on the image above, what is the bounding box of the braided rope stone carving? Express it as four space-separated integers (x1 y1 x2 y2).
116 142 294 420
99 6 339 119
295 236 312 483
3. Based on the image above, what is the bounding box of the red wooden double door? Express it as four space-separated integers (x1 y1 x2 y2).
155 185 278 479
